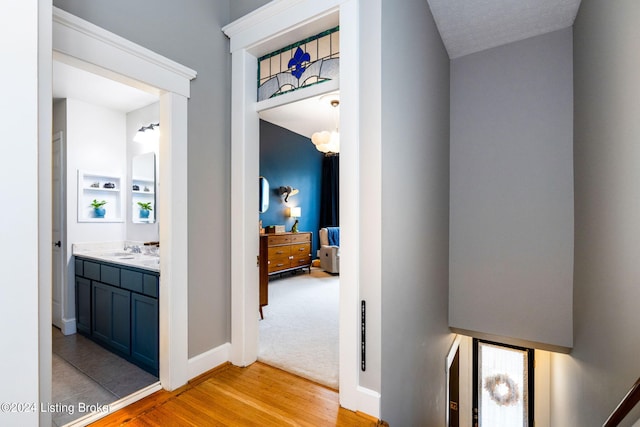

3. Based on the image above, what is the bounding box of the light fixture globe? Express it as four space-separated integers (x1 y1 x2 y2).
311 130 331 146
310 95 340 154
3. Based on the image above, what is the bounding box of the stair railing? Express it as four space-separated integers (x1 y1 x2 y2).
603 377 640 427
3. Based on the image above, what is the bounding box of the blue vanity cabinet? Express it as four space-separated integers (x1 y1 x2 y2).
92 281 131 355
75 276 91 335
74 256 159 376
131 292 159 372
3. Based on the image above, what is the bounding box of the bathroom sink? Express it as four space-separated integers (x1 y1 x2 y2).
104 252 132 257
141 258 160 267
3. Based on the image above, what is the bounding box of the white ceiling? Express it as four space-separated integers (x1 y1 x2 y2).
427 0 582 59
259 92 340 139
53 61 158 113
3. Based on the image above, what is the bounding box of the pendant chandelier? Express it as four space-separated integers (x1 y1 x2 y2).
311 96 340 154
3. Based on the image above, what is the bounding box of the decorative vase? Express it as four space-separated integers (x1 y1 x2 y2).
291 219 299 233
94 208 106 218
140 209 150 219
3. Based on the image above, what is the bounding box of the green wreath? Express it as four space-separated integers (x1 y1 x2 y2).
484 373 520 406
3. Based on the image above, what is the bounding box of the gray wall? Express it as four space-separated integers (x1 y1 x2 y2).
552 1 640 425
229 0 270 23
449 29 574 350
380 0 451 424
53 0 233 357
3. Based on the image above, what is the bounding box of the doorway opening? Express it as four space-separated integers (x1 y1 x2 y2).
257 91 341 389
40 7 195 425
224 0 372 413
51 57 162 425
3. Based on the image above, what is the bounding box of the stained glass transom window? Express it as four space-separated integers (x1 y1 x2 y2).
258 27 339 101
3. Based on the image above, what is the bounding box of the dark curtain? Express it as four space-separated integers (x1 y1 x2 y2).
319 154 339 228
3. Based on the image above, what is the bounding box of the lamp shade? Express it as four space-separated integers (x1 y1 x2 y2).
288 207 301 218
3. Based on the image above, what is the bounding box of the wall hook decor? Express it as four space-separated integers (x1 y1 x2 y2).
278 185 299 202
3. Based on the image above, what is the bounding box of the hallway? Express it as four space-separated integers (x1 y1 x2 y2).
89 362 383 426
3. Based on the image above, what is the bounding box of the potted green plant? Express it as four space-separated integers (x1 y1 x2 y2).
137 201 153 219
91 199 107 218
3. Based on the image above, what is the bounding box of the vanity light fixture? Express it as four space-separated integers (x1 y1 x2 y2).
311 95 340 154
279 185 299 203
133 122 160 144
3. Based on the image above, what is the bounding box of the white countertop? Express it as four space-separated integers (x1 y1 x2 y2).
73 241 160 272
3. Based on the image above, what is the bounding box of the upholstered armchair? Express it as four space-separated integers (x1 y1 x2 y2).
319 227 340 274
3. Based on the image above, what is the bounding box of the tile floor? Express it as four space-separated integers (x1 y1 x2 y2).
51 327 158 426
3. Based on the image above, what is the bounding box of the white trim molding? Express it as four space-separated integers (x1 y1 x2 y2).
224 0 381 419
53 7 196 97
64 382 162 427
46 7 196 402
60 317 77 336
188 343 232 379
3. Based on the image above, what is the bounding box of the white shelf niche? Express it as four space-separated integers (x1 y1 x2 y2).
78 170 124 222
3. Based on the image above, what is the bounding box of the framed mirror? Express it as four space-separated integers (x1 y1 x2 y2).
132 152 156 223
259 176 269 213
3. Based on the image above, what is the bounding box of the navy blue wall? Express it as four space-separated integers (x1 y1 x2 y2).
260 120 324 257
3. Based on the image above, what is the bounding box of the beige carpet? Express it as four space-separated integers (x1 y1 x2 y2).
258 268 339 389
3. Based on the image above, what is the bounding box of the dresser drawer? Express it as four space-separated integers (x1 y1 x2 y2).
290 242 310 255
268 246 290 258
268 234 292 246
290 243 311 267
291 254 311 267
290 233 311 243
268 256 291 273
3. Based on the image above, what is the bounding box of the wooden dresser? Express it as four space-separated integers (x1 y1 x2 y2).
259 232 312 317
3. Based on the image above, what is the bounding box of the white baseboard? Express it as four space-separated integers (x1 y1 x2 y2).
60 317 77 335
187 343 379 419
356 385 381 419
187 342 231 379
65 382 162 427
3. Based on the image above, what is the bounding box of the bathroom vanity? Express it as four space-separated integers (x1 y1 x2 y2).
73 244 160 376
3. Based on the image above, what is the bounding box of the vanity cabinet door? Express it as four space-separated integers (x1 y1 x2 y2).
131 293 159 374
75 277 91 335
92 281 131 355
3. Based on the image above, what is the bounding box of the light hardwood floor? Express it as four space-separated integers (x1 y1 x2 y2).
90 362 382 426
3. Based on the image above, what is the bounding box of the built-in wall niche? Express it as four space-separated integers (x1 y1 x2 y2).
77 170 124 222
131 152 156 223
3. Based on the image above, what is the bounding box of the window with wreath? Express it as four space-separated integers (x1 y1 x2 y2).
473 339 534 427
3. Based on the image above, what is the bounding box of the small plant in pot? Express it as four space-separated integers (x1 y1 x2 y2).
91 199 107 218
137 201 153 219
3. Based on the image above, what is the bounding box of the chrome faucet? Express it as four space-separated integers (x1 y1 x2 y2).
124 244 142 253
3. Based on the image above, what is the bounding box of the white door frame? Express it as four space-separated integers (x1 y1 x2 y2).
223 0 380 416
41 6 196 401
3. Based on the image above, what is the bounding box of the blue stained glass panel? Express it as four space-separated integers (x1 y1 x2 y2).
258 27 340 101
